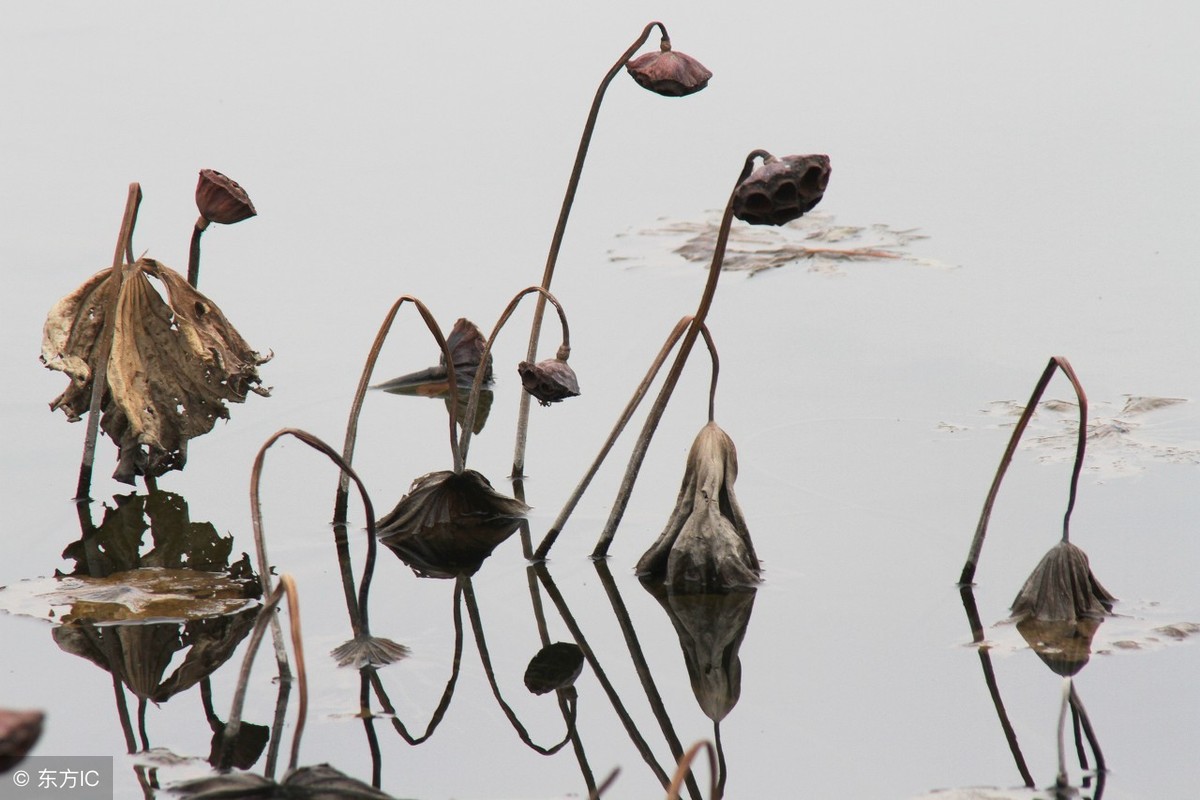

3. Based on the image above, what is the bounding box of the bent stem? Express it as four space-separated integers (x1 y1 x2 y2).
533 315 718 560
666 740 718 800
76 183 142 501
217 574 306 774
513 20 671 478
334 296 462 527
591 151 765 559
959 356 1088 586
459 286 572 467
252 428 395 668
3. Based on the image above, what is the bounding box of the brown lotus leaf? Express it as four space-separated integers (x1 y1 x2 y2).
1010 540 1115 624
636 421 760 593
41 258 270 483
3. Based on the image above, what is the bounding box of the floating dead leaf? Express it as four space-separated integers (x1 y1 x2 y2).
0 568 258 624
378 470 529 579
636 422 760 593
41 258 270 483
610 210 948 276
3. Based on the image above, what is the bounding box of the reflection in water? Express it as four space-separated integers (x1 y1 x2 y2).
378 470 527 579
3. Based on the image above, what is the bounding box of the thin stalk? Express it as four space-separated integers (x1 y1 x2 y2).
1056 678 1071 789
461 578 575 755
1069 683 1105 773
665 740 718 800
513 21 670 478
218 574 306 774
594 561 701 800
533 563 673 790
252 428 391 664
76 183 142 501
959 356 1089 585
187 216 209 287
334 296 461 526
592 152 765 559
534 316 692 560
460 286 572 466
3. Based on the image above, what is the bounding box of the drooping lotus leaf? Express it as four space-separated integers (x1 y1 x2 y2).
1010 541 1114 624
637 422 760 593
378 470 529 579
373 317 493 394
41 258 270 483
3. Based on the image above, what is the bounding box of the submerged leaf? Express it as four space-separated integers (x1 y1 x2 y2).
637 422 760 593
378 470 528 578
41 259 270 483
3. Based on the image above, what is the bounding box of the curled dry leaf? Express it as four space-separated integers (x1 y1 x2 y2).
636 421 760 593
41 258 270 483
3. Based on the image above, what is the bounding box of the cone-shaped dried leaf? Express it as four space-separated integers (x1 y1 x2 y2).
517 357 580 406
523 642 585 695
626 44 712 97
1010 541 1115 624
0 709 43 773
330 635 411 670
378 470 529 578
732 154 831 226
643 580 755 721
637 422 760 593
41 258 270 483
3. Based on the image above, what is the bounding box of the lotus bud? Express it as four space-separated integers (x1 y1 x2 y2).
732 153 831 226
626 38 712 97
195 169 257 228
518 345 580 406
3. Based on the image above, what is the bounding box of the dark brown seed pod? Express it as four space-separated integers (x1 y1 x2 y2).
626 40 712 97
732 154 831 226
196 169 257 226
517 358 580 406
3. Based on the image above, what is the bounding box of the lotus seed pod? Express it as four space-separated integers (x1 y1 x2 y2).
626 39 712 97
518 358 580 406
732 154 831 226
196 169 257 226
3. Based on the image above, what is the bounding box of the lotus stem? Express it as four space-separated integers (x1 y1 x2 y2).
252 428 383 646
218 574 306 774
187 216 208 287
334 296 462 526
461 578 575 755
665 740 718 800
591 152 763 559
75 183 142 502
958 356 1089 586
459 286 572 467
513 20 671 478
1069 683 1106 773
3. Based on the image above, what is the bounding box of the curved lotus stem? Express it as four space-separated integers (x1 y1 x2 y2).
459 286 572 467
958 356 1088 586
75 183 142 501
514 20 681 478
252 428 400 670
218 574 306 774
666 740 718 800
334 296 462 526
533 315 719 560
591 151 764 559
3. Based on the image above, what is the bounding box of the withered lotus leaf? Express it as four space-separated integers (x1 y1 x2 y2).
378 470 529 578
1010 540 1115 624
637 422 760 593
41 258 270 483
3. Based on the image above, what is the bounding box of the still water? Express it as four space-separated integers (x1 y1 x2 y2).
2 3 1199 797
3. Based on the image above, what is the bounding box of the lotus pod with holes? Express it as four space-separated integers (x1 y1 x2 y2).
732 154 831 226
